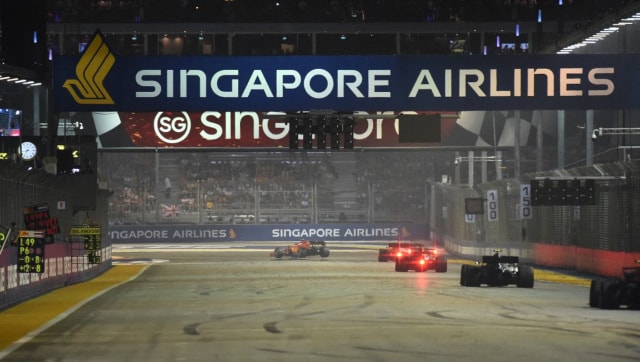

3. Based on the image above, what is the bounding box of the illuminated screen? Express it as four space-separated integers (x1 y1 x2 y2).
501 43 529 52
0 109 22 137
449 39 466 53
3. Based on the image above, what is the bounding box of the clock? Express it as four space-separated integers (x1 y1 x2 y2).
18 141 38 161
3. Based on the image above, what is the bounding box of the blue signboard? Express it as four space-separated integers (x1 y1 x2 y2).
53 33 640 112
108 223 428 243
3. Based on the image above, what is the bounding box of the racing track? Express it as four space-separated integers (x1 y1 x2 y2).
1 242 639 361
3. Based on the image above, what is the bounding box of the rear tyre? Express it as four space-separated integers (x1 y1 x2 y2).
460 265 468 286
273 248 284 259
517 265 534 288
395 262 408 272
589 279 603 308
320 247 330 258
378 250 387 262
435 258 447 273
466 266 482 287
600 279 621 309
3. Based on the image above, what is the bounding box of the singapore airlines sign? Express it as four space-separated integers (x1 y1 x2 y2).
53 32 639 112
61 33 115 105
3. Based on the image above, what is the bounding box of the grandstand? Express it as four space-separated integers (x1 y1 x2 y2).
102 149 439 225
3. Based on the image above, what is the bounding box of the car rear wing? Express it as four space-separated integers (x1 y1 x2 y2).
387 242 420 248
482 255 519 264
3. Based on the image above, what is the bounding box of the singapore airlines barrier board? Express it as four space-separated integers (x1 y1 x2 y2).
52 33 640 113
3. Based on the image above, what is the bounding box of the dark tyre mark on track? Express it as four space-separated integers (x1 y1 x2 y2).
263 321 282 334
183 322 200 335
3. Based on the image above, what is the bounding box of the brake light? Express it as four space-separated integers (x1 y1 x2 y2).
396 252 403 258
419 259 425 265
433 249 438 255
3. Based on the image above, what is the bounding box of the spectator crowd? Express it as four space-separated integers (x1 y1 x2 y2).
102 151 436 224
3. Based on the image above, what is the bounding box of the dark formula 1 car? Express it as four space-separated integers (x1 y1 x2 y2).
589 260 640 309
394 245 447 273
378 242 424 262
270 240 330 259
460 249 534 288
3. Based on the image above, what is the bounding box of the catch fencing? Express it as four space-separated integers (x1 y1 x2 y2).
430 159 640 253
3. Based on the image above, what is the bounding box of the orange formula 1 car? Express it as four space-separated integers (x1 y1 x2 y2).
270 240 330 259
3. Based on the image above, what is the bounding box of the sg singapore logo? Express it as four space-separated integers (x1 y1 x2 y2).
154 112 191 144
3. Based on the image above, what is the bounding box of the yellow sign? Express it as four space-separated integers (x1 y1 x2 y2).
62 32 115 105
70 226 101 235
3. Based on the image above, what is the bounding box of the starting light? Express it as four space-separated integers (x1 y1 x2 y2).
288 115 355 150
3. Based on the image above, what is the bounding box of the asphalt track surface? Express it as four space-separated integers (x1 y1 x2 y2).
1 242 639 361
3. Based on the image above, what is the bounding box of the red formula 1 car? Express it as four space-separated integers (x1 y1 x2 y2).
394 245 447 273
270 240 330 259
378 242 425 262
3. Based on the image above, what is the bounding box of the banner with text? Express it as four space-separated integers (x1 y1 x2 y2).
53 32 640 112
108 223 429 243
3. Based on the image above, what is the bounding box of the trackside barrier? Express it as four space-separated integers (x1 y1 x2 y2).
535 243 640 278
441 234 640 279
0 241 111 310
107 223 430 243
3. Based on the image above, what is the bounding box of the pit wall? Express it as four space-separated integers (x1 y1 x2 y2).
0 242 111 310
0 163 112 310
